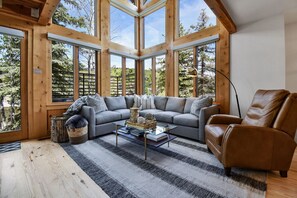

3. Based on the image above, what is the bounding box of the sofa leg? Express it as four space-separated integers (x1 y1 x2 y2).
224 167 231 176
280 171 288 178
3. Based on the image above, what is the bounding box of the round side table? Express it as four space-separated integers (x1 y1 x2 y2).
51 116 69 143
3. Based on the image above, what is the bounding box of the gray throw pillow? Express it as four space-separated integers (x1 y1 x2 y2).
133 94 142 108
190 96 213 117
86 95 108 113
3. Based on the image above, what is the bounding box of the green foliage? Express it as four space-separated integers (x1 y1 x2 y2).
0 34 21 132
154 8 216 98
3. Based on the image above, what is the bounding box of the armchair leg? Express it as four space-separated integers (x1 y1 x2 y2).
224 167 231 177
280 171 288 178
207 147 212 153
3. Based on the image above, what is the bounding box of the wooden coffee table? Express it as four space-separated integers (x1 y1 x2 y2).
113 120 177 160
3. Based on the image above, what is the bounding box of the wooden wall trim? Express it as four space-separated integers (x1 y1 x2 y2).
204 0 237 34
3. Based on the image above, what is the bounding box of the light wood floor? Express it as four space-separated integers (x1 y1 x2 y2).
0 140 297 198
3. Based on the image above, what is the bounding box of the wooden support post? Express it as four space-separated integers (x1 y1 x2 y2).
165 0 175 96
216 21 230 114
100 0 111 96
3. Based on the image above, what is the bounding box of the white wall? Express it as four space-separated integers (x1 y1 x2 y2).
230 15 286 117
285 22 297 92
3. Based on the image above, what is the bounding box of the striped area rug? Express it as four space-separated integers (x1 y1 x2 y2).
0 141 21 153
60 134 266 198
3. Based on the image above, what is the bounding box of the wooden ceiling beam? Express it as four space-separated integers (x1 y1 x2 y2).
204 0 237 34
38 0 60 25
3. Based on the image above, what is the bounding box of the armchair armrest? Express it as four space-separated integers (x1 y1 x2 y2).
198 105 220 143
222 125 296 170
80 106 95 139
207 114 242 125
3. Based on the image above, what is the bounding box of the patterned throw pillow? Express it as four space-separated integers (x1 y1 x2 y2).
86 95 108 113
133 94 156 109
190 96 213 117
141 95 156 110
133 94 142 108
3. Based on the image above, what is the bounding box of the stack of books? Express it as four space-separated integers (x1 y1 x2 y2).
146 133 167 141
130 129 144 137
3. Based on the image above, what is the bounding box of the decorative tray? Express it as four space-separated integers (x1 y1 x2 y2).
126 120 157 130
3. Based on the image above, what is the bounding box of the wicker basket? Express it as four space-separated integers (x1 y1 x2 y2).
126 120 157 130
66 125 88 144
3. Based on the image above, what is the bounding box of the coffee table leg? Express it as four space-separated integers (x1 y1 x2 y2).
168 134 170 147
116 125 118 147
144 133 147 160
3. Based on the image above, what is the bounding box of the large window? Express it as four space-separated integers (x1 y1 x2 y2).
126 58 136 95
110 55 123 96
178 0 216 37
0 34 21 132
143 55 166 96
143 59 152 95
110 6 135 49
53 0 96 36
110 55 136 96
178 43 216 98
79 48 97 96
178 48 194 97
156 55 166 96
144 7 165 48
52 41 74 102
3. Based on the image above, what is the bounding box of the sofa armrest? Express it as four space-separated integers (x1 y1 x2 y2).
207 114 242 125
80 106 95 139
198 105 220 143
222 125 296 170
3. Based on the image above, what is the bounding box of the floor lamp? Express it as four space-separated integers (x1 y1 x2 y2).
187 67 242 118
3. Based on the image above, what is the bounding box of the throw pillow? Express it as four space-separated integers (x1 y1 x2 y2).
133 94 142 108
86 95 108 113
190 96 213 117
141 95 156 110
64 96 88 116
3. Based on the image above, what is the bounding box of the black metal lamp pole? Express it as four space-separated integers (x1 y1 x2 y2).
187 66 242 118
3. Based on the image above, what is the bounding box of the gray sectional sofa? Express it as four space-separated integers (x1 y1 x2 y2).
80 96 219 143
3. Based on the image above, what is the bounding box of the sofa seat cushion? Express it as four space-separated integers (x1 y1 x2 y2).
173 113 199 128
114 109 130 120
95 111 121 125
154 111 181 123
139 109 163 117
205 124 228 146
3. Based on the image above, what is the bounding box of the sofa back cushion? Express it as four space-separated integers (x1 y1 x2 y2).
154 96 168 110
105 96 127 110
184 97 196 113
165 97 186 113
242 89 290 127
125 96 134 109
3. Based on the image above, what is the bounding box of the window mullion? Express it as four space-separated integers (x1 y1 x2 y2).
74 46 79 99
152 57 156 95
122 57 126 96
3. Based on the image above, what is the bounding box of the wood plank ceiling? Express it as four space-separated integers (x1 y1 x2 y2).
0 0 60 25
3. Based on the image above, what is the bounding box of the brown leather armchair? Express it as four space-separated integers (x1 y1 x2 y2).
205 90 297 177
